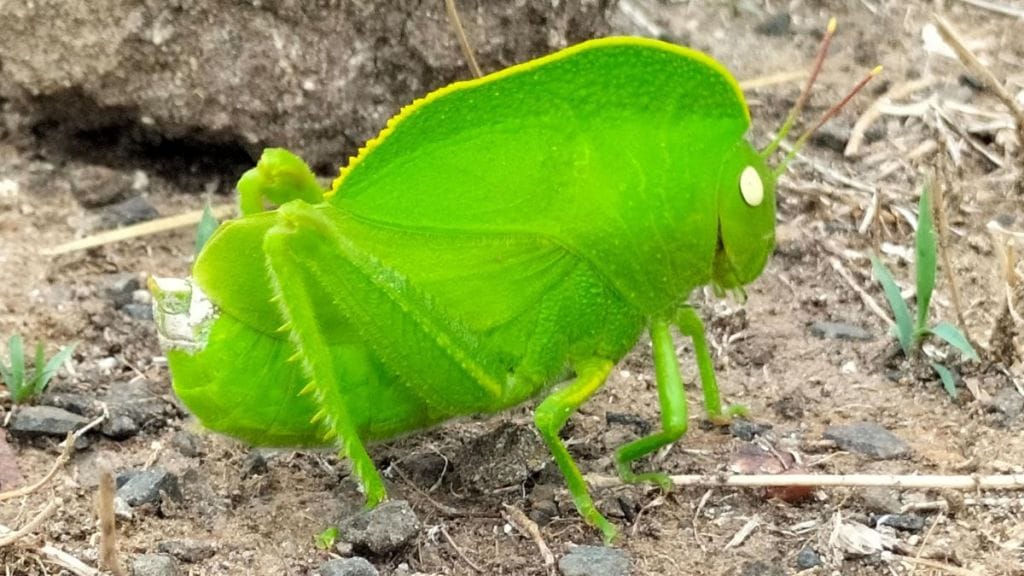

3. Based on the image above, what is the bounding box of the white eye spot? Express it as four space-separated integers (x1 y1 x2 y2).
739 165 764 207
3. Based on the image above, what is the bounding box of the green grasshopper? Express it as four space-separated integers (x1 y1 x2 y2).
151 29 874 542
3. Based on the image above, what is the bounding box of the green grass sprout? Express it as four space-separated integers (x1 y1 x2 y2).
194 201 220 255
0 335 77 404
871 181 978 398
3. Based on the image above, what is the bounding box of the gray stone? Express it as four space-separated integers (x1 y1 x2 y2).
100 379 174 439
320 557 379 576
68 164 133 208
810 321 874 341
729 419 771 441
796 547 822 569
171 430 201 458
131 554 181 576
8 405 89 438
755 13 791 36
338 500 420 556
860 488 902 514
103 272 140 308
0 1 615 170
823 422 911 460
96 196 158 230
454 421 548 492
875 513 925 532
40 392 97 417
156 539 215 563
241 450 269 478
117 468 182 506
987 388 1024 420
121 302 154 321
558 546 630 576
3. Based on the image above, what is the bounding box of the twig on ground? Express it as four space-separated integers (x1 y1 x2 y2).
738 69 808 91
36 544 99 576
95 467 125 576
932 169 972 344
586 472 1024 490
439 525 484 574
932 13 1024 161
724 515 760 549
691 488 712 552
443 0 482 78
846 78 941 157
42 203 235 256
501 504 555 569
0 500 59 547
829 257 896 327
896 554 982 576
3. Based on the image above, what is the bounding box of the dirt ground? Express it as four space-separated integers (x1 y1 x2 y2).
1 1 1023 575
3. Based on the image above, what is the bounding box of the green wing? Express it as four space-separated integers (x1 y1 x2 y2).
329 37 751 311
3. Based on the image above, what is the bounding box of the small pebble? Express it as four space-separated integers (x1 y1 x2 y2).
171 430 202 457
558 546 631 576
337 500 420 556
96 196 158 229
729 418 771 441
739 560 785 576
132 554 181 576
875 513 926 532
103 272 140 308
796 547 822 569
117 468 182 506
242 450 269 478
69 164 133 208
823 422 910 460
986 388 1024 421
754 13 791 36
320 557 379 576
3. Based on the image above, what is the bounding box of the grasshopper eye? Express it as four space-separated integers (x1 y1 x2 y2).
739 165 764 207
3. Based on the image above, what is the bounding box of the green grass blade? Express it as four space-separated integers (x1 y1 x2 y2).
930 361 958 399
37 343 77 397
870 255 914 356
194 202 220 255
930 321 979 361
8 335 26 402
32 342 46 395
915 184 937 336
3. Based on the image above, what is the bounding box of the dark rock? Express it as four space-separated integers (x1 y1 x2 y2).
171 430 202 458
337 500 420 556
395 451 447 488
156 539 216 563
823 422 911 460
755 13 791 36
320 557 379 576
100 379 173 439
102 414 139 440
117 468 182 506
558 545 630 576
68 164 133 208
132 554 181 576
875 513 925 532
739 560 785 576
102 272 140 308
8 406 89 438
606 412 651 435
796 547 822 569
0 1 615 170
453 421 547 492
122 302 154 320
241 450 269 478
40 393 97 417
810 321 874 341
96 196 158 229
729 419 771 441
986 388 1024 420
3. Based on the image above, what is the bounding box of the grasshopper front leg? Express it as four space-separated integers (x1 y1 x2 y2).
675 306 746 424
263 217 388 507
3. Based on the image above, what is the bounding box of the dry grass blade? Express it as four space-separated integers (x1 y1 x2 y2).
586 472 1024 490
42 203 235 256
738 69 807 91
957 0 1024 19
932 13 1024 160
501 504 555 568
95 467 125 576
444 0 483 78
0 500 59 547
846 77 941 156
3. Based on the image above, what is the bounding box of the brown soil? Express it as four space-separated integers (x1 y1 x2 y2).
1 2 1023 575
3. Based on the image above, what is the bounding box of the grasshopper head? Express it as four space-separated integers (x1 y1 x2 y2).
711 141 776 294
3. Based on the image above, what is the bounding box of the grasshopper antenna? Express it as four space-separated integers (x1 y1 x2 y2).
773 65 882 177
760 17 837 158
444 0 483 78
